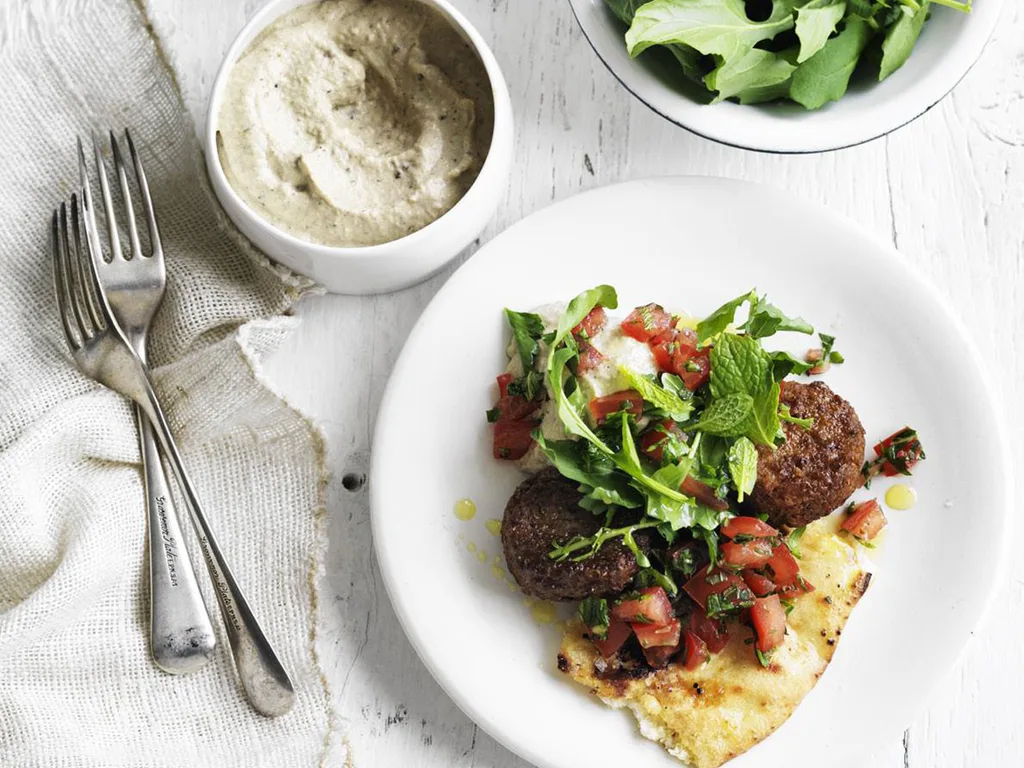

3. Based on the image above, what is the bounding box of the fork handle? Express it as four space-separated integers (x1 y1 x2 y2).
137 404 216 674
135 374 295 717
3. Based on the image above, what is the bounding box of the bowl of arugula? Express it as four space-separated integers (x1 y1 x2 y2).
568 0 1003 153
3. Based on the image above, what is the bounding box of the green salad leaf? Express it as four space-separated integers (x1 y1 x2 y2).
626 0 795 61
578 597 611 638
789 16 874 110
620 366 694 420
605 0 963 110
795 0 847 63
697 392 754 435
697 290 754 343
743 296 814 339
504 309 545 374
705 48 796 104
709 333 781 447
727 436 758 501
880 3 930 81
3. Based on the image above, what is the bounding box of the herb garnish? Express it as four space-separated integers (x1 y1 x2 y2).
578 597 611 639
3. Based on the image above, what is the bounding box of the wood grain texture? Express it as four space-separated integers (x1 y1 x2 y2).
153 0 1024 765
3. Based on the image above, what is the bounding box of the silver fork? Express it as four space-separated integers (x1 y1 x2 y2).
53 174 295 719
82 132 215 675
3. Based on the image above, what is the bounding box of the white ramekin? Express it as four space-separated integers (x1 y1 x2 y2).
205 0 514 294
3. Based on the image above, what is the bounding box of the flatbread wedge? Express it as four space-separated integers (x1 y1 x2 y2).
557 520 871 768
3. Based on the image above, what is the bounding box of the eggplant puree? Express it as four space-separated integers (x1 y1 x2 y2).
217 0 493 247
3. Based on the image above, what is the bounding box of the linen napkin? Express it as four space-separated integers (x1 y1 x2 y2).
0 1 343 765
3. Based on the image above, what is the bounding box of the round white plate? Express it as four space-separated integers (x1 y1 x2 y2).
568 0 1003 153
371 178 1011 768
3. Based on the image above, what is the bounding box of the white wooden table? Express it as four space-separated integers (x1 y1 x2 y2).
154 0 1024 764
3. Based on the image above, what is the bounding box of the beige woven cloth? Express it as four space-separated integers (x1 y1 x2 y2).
0 1 342 766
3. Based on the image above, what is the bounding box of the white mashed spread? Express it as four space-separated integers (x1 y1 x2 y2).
217 0 494 247
508 305 659 473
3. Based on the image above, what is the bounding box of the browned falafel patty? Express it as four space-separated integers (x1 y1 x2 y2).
501 468 645 602
747 381 865 529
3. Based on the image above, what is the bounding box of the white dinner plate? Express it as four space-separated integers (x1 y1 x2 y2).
371 178 1011 768
568 0 1004 153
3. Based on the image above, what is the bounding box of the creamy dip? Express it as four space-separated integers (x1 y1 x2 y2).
217 0 494 247
508 305 659 473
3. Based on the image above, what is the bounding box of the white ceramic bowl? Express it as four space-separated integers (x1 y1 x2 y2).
205 0 514 294
568 0 1003 153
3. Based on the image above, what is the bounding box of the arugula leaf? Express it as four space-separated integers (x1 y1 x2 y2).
636 567 679 596
552 285 618 351
578 597 611 638
614 415 690 503
534 432 644 509
789 16 874 110
548 344 611 452
770 350 815 379
727 436 758 502
879 3 930 81
550 520 660 563
743 296 814 339
779 403 814 429
668 42 711 83
697 392 755 435
795 0 847 64
696 290 754 343
695 527 720 568
787 526 807 559
705 48 796 103
813 332 845 365
626 0 795 61
504 309 545 375
620 366 694 420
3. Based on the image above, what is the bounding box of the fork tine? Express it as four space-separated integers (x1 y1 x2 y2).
67 194 105 334
73 193 114 333
110 131 142 260
52 207 83 350
125 128 162 258
91 131 122 262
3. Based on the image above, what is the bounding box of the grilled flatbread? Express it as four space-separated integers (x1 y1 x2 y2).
557 520 871 768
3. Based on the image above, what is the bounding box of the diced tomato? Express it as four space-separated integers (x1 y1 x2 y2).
576 340 605 374
842 499 888 541
492 394 539 423
492 419 539 461
721 538 776 569
764 543 800 588
588 390 644 425
777 577 815 599
688 611 730 654
678 346 711 390
650 329 679 372
642 643 680 669
872 427 925 476
591 619 631 658
683 567 750 613
751 595 787 653
682 629 710 670
621 303 674 343
681 476 728 511
496 372 514 398
572 306 607 340
742 570 776 598
632 618 682 649
721 517 779 539
639 419 684 463
611 587 673 626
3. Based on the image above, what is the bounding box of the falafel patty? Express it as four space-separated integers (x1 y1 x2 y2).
501 468 645 602
747 380 865 528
